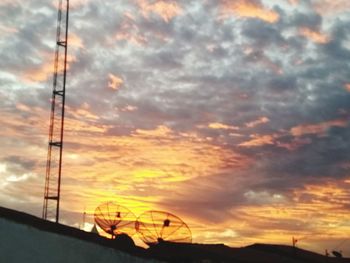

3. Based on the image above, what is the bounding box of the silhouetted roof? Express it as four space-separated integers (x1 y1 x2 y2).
0 206 147 259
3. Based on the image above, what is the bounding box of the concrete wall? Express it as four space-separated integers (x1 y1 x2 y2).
0 217 160 263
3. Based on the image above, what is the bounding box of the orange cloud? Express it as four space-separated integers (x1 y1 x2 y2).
15 103 31 112
0 24 18 37
57 124 249 227
22 53 76 83
115 32 147 46
0 105 49 150
113 12 148 46
134 125 172 137
69 33 84 49
345 83 350 92
222 179 350 251
288 0 299 5
64 117 109 134
22 62 53 83
276 137 312 151
2 103 349 255
245 117 270 128
313 0 350 15
220 0 279 23
208 122 239 130
108 74 123 90
53 0 90 9
0 0 18 6
137 0 182 23
299 27 330 44
296 183 349 204
120 105 138 112
239 134 275 147
67 103 100 121
290 119 347 137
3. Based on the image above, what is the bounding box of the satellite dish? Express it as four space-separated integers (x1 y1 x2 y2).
94 201 136 238
135 210 192 245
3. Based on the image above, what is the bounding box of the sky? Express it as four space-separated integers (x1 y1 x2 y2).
0 0 350 256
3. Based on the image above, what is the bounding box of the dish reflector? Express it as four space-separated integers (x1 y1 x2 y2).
94 201 136 237
135 210 192 245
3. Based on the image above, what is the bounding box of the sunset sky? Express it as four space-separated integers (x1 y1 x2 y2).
1 0 350 256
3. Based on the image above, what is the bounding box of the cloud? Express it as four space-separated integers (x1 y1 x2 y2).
68 0 92 9
219 0 279 23
288 0 299 5
207 122 239 130
239 134 275 147
2 156 37 171
0 1 20 7
137 0 182 23
313 0 350 15
108 74 124 90
241 19 285 48
0 24 18 37
1 0 350 256
21 53 76 83
115 31 148 46
245 117 269 128
290 119 348 137
67 103 100 120
345 84 350 92
299 27 330 44
134 125 172 137
69 33 84 49
21 56 53 83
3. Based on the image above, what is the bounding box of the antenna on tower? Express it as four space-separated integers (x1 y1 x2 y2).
42 0 70 223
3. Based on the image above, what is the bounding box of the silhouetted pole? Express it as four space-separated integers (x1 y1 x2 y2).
292 237 298 257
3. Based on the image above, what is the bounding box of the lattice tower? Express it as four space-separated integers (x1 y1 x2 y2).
42 0 69 223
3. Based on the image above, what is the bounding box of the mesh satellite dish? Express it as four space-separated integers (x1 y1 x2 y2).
94 201 136 238
135 210 192 245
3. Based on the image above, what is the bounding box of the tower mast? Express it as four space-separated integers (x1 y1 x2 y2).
43 0 70 223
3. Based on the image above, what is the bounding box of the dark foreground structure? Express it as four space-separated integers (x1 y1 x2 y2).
0 206 349 263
